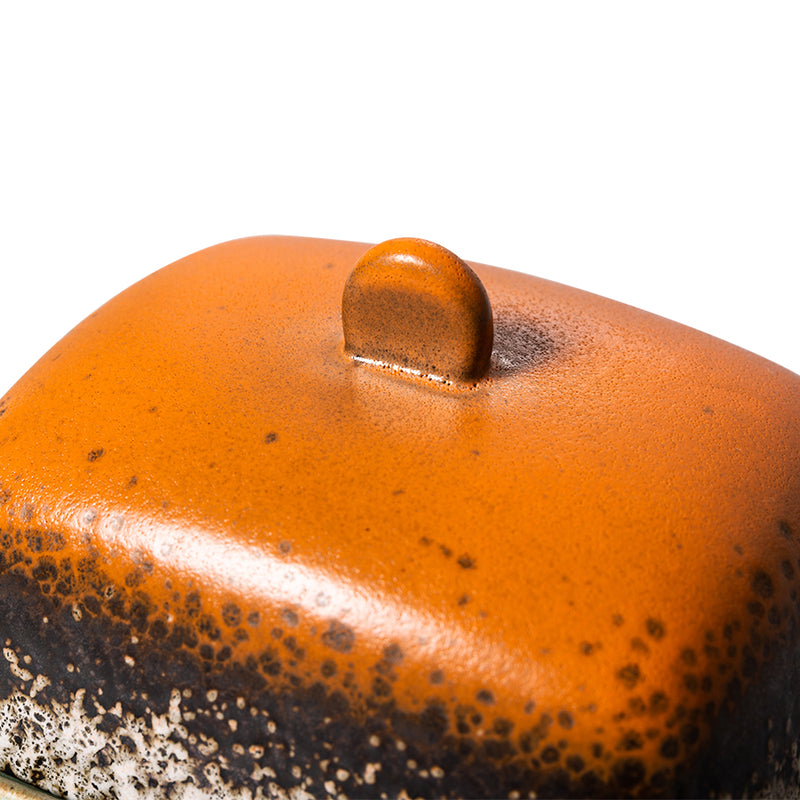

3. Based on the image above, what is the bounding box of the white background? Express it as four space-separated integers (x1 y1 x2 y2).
1 3 798 395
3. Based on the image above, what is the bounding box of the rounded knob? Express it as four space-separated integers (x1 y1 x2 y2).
341 238 494 382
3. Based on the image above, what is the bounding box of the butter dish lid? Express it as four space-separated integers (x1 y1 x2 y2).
1 236 800 798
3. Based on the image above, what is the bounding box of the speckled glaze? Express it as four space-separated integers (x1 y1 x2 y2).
1 236 800 799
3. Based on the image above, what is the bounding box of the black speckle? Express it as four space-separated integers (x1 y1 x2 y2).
125 569 143 588
723 623 734 640
278 540 292 555
612 758 646 790
320 659 337 678
197 614 220 640
618 730 643 751
683 674 699 693
779 520 794 539
557 710 573 730
660 736 680 759
612 614 624 627
198 643 214 660
741 647 758 678
127 476 138 487
540 746 560 764
581 771 602 794
579 641 596 656
457 554 476 570
630 637 649 654
457 594 470 605
259 648 282 676
88 448 105 462
646 617 666 640
264 432 278 444
184 591 201 617
476 689 495 706
752 569 775 599
747 600 766 618
493 717 514 737
247 610 260 627
628 697 646 716
32 558 57 583
566 754 585 773
281 608 299 628
383 642 403 664
321 620 355 654
616 664 641 689
429 669 444 685
781 560 795 580
680 648 697 666
221 603 242 628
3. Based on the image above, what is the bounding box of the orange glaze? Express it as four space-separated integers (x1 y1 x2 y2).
0 235 799 798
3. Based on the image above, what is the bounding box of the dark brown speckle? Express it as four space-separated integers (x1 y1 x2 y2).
751 569 775 600
616 664 641 689
321 620 355 654
646 617 666 640
476 689 495 706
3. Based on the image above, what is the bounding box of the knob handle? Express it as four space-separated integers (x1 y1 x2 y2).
342 238 494 383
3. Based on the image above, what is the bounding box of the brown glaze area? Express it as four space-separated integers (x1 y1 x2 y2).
342 238 493 382
1 236 800 798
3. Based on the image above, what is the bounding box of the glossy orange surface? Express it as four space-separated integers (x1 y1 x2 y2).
1 236 800 798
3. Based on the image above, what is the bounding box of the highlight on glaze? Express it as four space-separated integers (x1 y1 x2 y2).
0 236 799 799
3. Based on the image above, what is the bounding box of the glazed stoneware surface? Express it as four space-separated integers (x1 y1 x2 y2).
1 236 800 799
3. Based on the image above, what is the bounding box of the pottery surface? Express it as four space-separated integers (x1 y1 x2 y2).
1 236 799 798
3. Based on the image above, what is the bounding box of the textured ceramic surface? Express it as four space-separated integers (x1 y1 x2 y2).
1 236 800 798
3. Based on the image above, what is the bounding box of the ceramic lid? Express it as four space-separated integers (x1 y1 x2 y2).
1 236 799 797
